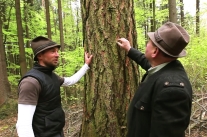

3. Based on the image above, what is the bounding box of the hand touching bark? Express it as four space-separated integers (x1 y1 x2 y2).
116 38 131 53
85 52 93 65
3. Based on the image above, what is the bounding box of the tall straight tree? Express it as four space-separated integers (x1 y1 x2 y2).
196 0 200 35
0 6 11 106
80 0 139 136
150 0 156 32
2 1 16 75
57 0 65 69
45 0 52 39
15 0 27 76
168 0 177 23
180 0 185 26
24 0 33 69
58 0 64 50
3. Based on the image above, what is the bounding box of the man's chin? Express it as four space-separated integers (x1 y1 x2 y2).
53 63 59 68
54 63 59 68
46 63 59 70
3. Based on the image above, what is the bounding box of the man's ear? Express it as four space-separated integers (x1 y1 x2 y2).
37 53 43 60
151 47 159 58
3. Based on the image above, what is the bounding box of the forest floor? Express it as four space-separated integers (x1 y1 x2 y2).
1 112 207 137
0 102 206 137
0 103 82 137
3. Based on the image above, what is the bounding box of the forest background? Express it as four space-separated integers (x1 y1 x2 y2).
0 0 207 137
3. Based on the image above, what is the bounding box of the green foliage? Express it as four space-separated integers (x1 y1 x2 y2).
0 99 17 120
8 75 20 87
156 9 168 23
56 47 84 80
28 10 47 37
179 34 207 91
69 95 82 101
3 0 83 89
136 27 146 52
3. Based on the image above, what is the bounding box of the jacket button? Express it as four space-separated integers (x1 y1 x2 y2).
180 82 184 86
140 106 144 110
164 82 169 85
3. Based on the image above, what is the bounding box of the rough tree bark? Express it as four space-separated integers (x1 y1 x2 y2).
80 0 139 136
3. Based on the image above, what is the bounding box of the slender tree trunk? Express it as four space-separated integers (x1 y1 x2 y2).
24 0 33 69
45 0 52 39
168 0 177 23
80 0 139 136
0 7 11 106
2 1 13 44
58 0 64 49
76 6 80 46
150 0 156 32
180 0 184 26
51 7 57 35
143 0 148 44
57 0 65 61
196 0 200 35
15 0 27 76
57 0 68 103
2 1 14 74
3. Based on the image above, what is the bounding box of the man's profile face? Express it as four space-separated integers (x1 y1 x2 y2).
145 40 157 61
37 47 60 69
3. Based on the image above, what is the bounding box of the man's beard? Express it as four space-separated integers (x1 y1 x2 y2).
44 61 59 70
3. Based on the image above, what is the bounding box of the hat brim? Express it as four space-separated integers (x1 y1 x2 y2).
147 32 186 58
34 44 61 61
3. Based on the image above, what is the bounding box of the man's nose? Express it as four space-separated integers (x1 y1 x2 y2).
55 51 59 57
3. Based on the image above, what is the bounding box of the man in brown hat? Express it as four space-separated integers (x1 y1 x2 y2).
16 36 93 137
117 22 192 137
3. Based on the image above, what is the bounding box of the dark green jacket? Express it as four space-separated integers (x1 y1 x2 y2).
127 48 192 137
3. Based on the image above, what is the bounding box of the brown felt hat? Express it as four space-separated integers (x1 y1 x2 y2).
147 22 190 57
31 36 61 61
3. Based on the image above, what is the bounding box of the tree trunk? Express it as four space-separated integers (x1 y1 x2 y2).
80 0 139 136
180 0 184 26
45 0 52 39
150 0 156 32
57 0 65 69
24 0 33 69
2 1 14 74
0 9 11 106
168 0 177 23
58 0 64 50
15 0 27 76
196 0 200 35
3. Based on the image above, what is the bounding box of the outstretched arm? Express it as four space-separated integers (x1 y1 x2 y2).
62 52 93 86
116 38 151 71
127 48 151 71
